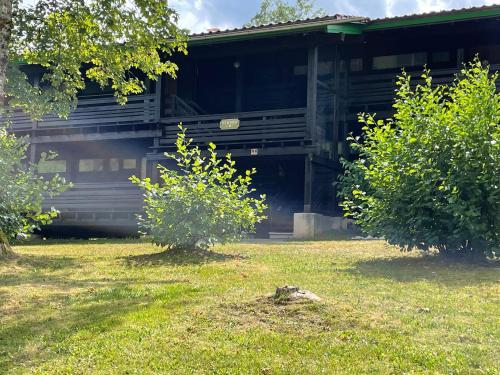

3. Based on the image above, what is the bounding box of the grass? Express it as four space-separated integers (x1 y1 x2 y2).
0 239 498 374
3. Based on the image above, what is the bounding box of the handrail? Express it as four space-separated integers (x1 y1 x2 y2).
161 107 307 124
159 107 309 147
10 94 157 130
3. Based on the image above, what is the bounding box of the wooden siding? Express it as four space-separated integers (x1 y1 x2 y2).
43 183 143 226
159 107 308 148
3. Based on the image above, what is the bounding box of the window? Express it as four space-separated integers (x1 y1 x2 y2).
350 58 363 72
293 65 307 76
38 160 67 174
110 158 120 172
372 52 427 70
123 159 137 170
432 51 450 63
79 159 104 172
318 61 333 76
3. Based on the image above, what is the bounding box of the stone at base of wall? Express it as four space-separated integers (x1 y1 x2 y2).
293 213 355 239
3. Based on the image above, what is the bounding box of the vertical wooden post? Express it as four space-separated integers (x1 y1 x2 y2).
150 137 161 184
306 46 318 142
32 70 40 130
234 60 243 112
28 69 38 167
332 44 340 161
29 143 36 164
150 158 160 184
154 75 163 122
304 154 313 213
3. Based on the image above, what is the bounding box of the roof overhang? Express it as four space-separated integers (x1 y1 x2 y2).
188 17 367 46
187 5 500 47
327 6 500 35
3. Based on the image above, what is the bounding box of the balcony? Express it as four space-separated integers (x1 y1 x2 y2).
10 94 160 142
159 107 309 150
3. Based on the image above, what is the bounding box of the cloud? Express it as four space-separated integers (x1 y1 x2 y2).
171 0 241 33
170 0 496 33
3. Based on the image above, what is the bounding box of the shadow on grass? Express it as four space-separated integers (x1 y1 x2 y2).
0 292 192 373
348 254 499 287
14 237 147 247
0 274 198 373
123 248 245 267
14 254 79 270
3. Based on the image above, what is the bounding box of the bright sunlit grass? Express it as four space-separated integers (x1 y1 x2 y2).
0 239 498 374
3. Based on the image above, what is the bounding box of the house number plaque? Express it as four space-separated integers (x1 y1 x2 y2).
220 118 240 130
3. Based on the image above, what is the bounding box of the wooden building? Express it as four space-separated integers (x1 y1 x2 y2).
10 5 500 236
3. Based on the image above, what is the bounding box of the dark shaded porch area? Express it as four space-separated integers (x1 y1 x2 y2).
165 48 308 117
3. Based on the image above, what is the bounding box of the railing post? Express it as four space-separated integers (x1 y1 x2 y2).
154 75 163 122
307 45 318 143
304 154 313 213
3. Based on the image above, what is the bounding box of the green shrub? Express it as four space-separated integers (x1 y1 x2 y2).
0 126 69 251
131 126 267 251
340 59 499 258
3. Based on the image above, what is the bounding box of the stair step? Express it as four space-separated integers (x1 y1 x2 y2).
269 232 293 240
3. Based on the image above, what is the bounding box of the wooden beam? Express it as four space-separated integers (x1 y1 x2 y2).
30 130 161 144
332 44 340 161
147 145 318 160
327 24 364 35
303 154 313 213
234 60 243 112
29 143 37 164
154 75 163 122
306 45 318 143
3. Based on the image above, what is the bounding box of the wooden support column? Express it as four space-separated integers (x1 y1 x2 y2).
306 46 318 142
332 44 340 161
149 159 160 184
29 143 37 164
154 75 163 122
149 137 161 184
303 154 313 213
234 60 243 112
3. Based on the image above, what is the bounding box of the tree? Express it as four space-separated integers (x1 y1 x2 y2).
131 126 267 252
2 0 187 115
0 128 68 256
0 0 187 254
246 0 326 27
340 59 499 258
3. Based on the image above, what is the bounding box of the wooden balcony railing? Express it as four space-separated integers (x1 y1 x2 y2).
347 64 500 121
10 94 157 131
159 107 308 148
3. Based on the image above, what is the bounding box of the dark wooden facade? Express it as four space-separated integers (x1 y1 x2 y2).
10 6 500 236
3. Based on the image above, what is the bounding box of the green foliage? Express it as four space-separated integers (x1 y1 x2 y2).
0 124 69 242
131 126 267 251
5 0 187 118
246 0 326 27
340 59 500 257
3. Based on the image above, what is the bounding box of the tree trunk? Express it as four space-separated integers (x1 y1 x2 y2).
0 228 13 258
0 0 12 104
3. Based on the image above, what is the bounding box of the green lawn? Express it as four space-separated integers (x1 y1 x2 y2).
0 239 498 374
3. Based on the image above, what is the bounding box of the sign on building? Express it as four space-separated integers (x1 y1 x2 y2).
220 118 240 130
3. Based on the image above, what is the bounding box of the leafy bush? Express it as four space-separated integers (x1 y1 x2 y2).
340 59 499 258
0 126 68 252
131 126 267 251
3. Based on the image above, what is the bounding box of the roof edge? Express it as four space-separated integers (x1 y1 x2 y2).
365 5 500 31
188 17 367 46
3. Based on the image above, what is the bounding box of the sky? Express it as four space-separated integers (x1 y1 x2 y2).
170 0 498 33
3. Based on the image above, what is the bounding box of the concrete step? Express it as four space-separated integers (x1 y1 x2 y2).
269 232 293 240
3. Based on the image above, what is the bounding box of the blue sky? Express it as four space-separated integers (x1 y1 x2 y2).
171 0 498 33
